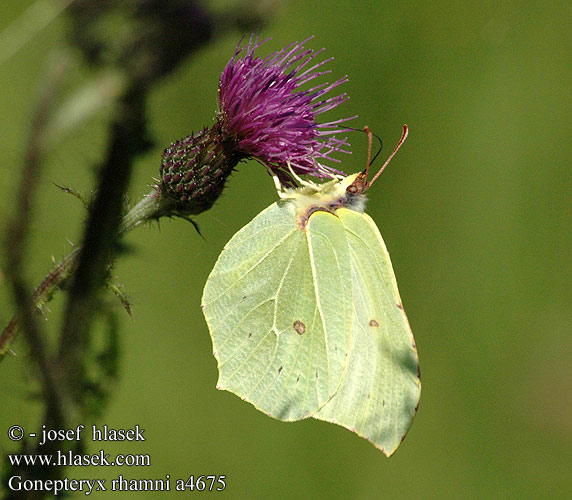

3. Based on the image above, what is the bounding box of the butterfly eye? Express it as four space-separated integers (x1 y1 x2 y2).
347 173 367 195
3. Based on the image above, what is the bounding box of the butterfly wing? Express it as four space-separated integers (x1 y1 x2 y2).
202 202 352 420
312 208 421 456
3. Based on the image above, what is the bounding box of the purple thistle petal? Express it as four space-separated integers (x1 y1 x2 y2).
217 35 356 184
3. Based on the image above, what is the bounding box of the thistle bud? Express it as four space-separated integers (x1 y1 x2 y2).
159 124 244 216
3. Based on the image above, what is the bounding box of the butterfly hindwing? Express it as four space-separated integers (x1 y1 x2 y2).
202 201 352 420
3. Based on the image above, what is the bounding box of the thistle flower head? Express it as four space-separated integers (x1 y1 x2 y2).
159 35 355 216
218 35 355 185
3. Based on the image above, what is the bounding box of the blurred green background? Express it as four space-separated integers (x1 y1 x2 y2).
1 0 571 498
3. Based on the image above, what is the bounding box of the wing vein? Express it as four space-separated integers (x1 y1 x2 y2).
204 227 297 307
306 229 331 396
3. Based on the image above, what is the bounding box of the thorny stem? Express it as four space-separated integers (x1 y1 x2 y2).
3 51 71 426
56 86 148 386
0 249 79 358
119 188 173 235
0 187 168 360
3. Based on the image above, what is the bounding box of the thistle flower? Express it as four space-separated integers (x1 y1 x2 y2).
159 35 354 216
218 35 354 183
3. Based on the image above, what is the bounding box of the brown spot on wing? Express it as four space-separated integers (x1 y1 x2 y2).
293 320 306 335
369 319 379 327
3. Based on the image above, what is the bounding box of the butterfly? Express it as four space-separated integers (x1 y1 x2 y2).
202 126 420 456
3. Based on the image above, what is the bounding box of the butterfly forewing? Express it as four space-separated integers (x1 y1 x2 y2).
313 208 420 456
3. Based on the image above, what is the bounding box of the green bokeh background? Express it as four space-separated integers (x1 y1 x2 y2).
1 0 571 498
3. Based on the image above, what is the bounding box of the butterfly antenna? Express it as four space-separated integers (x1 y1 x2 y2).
364 125 374 179
367 124 408 188
341 125 384 170
368 130 384 167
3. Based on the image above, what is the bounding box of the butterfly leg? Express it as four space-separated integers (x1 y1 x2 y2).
285 162 320 190
262 163 290 198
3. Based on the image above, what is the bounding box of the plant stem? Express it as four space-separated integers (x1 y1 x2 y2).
0 187 170 360
120 188 171 235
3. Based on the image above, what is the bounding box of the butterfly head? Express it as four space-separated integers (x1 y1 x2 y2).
346 124 409 197
285 125 408 223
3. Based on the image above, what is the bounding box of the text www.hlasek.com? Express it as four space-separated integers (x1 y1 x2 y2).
8 450 150 467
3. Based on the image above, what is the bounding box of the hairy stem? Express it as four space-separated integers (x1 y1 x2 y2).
0 187 168 360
